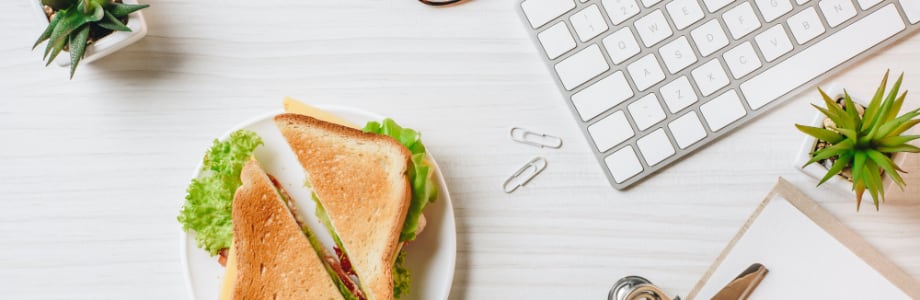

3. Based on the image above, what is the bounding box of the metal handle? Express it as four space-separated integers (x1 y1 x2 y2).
609 276 680 300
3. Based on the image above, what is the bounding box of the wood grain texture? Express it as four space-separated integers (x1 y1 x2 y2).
1 0 920 299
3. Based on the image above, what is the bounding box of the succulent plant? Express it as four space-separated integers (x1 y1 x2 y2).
32 0 149 78
797 71 920 210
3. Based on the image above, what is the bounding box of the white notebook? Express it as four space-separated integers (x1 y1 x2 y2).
688 178 920 299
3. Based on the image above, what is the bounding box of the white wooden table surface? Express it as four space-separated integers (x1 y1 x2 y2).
3 0 920 299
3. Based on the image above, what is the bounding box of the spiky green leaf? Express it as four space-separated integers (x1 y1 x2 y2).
851 151 867 189
853 180 865 211
866 72 903 131
889 119 920 137
885 91 908 123
843 92 860 128
817 152 853 186
861 70 890 132
878 144 920 153
811 103 848 130
76 0 104 21
33 13 62 50
97 10 131 32
805 139 855 166
867 149 905 187
818 89 852 128
837 128 859 141
796 124 845 144
106 3 149 18
44 8 92 60
873 110 920 141
877 135 920 148
68 25 89 79
863 159 883 209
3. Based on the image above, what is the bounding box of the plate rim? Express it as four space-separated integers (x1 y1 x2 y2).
178 105 456 300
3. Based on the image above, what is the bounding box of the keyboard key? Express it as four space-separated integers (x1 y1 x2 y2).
641 0 662 7
754 0 793 22
627 54 666 91
605 146 643 183
555 44 609 90
700 90 746 131
629 93 666 130
857 0 882 10
571 5 609 42
637 128 675 166
901 0 920 24
571 72 634 121
703 0 735 13
589 110 634 152
604 27 641 64
691 19 730 56
669 112 707 148
723 2 762 39
723 42 762 79
755 24 793 62
635 10 674 47
603 0 641 25
788 7 826 44
522 0 576 28
659 36 698 74
660 76 698 113
820 0 857 28
538 22 576 60
667 0 705 30
691 59 730 96
741 4 905 110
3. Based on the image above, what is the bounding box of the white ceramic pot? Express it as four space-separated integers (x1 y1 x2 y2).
31 0 148 67
793 85 920 205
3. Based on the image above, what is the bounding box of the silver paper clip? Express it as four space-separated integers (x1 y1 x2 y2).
502 157 548 193
510 127 563 149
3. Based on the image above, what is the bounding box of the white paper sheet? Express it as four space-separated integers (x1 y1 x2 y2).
694 194 909 299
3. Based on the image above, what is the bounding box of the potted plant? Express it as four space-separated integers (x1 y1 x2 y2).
795 71 920 210
31 0 149 78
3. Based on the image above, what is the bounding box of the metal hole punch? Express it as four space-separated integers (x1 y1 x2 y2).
609 276 680 300
502 156 548 193
610 263 766 300
510 127 563 149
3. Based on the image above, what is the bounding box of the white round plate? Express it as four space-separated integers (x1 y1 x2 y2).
180 105 456 300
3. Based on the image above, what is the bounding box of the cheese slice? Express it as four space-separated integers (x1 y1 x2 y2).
218 241 238 300
283 97 358 128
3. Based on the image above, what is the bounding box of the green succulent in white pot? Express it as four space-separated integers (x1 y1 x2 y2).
32 0 149 78
795 71 920 210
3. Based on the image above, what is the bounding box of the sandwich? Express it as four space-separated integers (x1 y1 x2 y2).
220 159 360 300
178 98 438 299
275 107 437 300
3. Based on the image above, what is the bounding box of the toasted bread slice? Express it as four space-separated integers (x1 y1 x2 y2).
275 114 412 300
228 159 345 300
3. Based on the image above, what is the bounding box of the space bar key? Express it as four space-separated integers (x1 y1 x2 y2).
741 4 905 110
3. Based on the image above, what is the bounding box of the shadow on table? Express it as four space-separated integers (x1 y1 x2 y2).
89 2 186 84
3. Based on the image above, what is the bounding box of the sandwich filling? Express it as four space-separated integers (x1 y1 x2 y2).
313 193 365 297
268 175 366 300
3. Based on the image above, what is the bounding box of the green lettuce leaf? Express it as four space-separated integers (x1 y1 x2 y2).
177 130 263 255
393 250 411 298
362 119 438 242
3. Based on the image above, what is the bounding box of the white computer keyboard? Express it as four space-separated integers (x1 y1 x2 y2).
518 0 920 189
